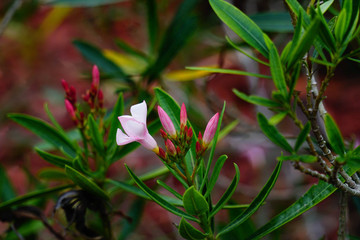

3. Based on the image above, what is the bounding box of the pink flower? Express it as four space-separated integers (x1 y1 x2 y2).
117 101 159 152
158 106 177 138
203 113 219 146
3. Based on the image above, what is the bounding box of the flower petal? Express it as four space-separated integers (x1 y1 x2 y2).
130 100 147 124
119 116 147 138
116 128 136 145
138 132 158 150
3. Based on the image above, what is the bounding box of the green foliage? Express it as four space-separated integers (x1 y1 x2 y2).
209 0 270 58
8 113 78 158
217 161 282 238
179 218 208 240
183 186 209 216
324 114 346 156
46 0 126 7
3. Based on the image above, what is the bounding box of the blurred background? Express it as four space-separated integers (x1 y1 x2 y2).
1 0 360 239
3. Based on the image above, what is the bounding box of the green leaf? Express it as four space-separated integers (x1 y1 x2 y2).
186 66 271 79
278 154 317 163
268 112 287 125
294 122 310 152
233 90 282 108
268 41 288 98
157 180 183 200
179 218 208 240
46 0 126 7
44 103 65 134
247 181 335 239
348 57 360 64
125 165 198 222
183 186 209 216
204 155 228 198
286 17 321 69
88 115 105 155
324 114 346 156
200 102 226 193
318 0 334 13
38 168 68 180
312 7 337 52
8 113 77 158
107 93 124 148
209 0 270 58
0 185 71 211
250 12 293 33
226 36 270 66
115 39 148 61
0 166 16 202
217 161 282 238
35 148 72 168
146 0 158 55
65 166 109 200
73 40 131 84
209 163 240 218
145 0 197 81
257 113 294 153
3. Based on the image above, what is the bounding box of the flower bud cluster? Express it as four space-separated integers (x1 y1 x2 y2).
195 113 219 158
82 66 104 111
62 65 104 128
157 104 194 164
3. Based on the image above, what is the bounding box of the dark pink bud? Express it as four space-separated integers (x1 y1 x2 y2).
61 79 69 92
158 147 167 160
65 99 76 119
165 139 176 156
198 131 202 140
160 129 168 139
196 141 202 154
92 65 100 89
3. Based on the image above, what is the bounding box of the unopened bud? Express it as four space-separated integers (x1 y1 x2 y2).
92 65 100 89
158 106 177 137
180 103 187 129
160 129 168 139
97 89 104 108
196 141 202 154
203 113 219 146
61 79 69 92
165 139 176 156
158 147 167 160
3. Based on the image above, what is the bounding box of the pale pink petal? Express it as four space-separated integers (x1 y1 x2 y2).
119 116 147 138
130 101 147 124
138 132 158 150
116 129 136 145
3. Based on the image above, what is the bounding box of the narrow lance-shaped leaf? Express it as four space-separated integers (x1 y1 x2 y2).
107 93 124 148
186 66 272 79
0 166 16 202
217 161 283 238
35 148 72 168
65 166 109 200
200 102 226 193
209 0 269 58
268 41 288 98
8 113 77 158
0 185 72 211
88 114 105 155
233 90 282 108
209 163 240 218
294 122 310 152
73 40 132 84
257 113 293 153
286 17 321 69
324 114 346 156
125 165 199 222
179 218 208 240
204 155 228 198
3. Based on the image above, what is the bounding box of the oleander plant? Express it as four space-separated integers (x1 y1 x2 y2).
1 0 360 239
